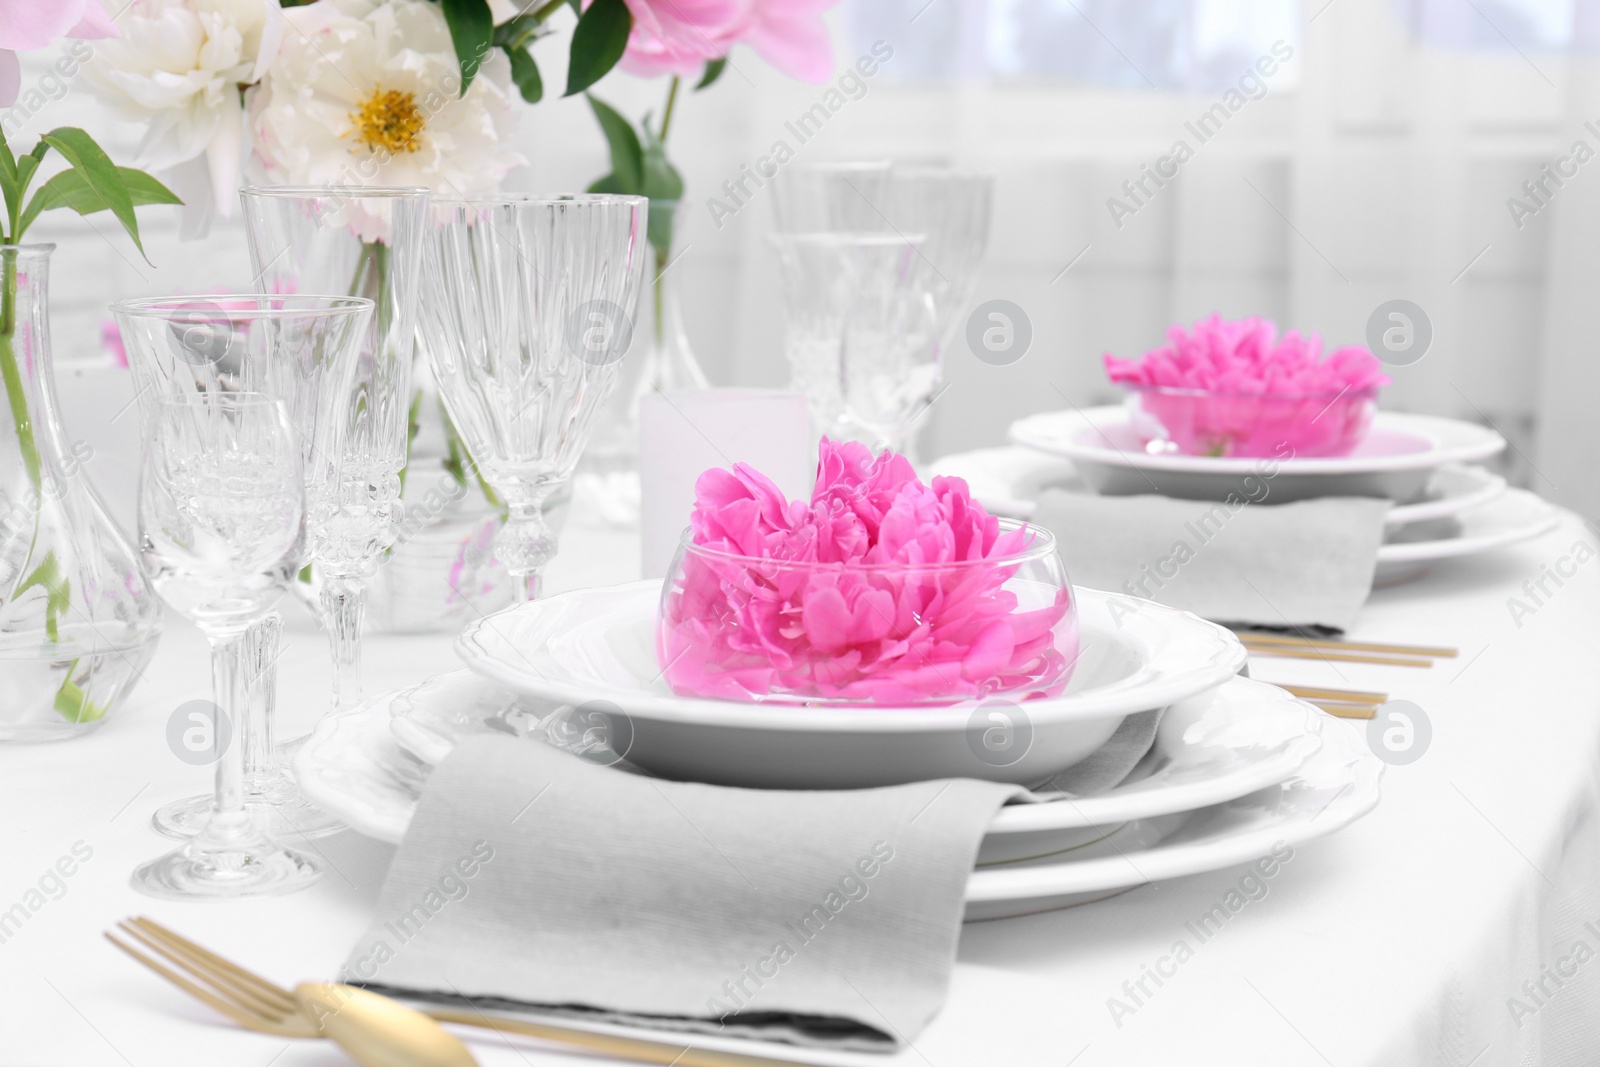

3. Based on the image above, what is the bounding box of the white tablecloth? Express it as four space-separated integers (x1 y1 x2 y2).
4 494 1599 1067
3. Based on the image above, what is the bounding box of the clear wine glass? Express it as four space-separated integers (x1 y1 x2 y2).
418 195 650 600
770 161 893 233
242 186 428 713
114 294 373 840
132 392 321 899
768 233 940 452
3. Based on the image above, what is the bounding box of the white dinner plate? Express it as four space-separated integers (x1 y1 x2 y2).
928 447 1506 528
454 581 1247 789
384 669 1324 863
292 681 1370 921
964 717 1381 919
1009 406 1505 504
1372 488 1561 584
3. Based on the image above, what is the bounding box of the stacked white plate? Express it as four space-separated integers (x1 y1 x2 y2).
926 406 1559 585
294 581 1383 920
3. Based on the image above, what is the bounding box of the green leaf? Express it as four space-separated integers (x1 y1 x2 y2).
696 57 728 91
507 45 544 104
441 0 495 94
586 95 642 191
19 167 180 237
585 173 627 194
39 129 147 260
639 124 684 202
565 0 631 96
0 134 16 232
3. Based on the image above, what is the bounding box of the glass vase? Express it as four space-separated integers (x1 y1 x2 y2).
579 199 709 523
368 367 517 632
0 245 161 741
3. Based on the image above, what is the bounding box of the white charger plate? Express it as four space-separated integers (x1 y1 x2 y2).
928 447 1506 527
453 581 1247 788
1009 406 1505 504
292 679 1369 920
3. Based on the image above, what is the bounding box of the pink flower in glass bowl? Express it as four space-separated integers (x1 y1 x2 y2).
658 439 1078 706
1104 314 1392 458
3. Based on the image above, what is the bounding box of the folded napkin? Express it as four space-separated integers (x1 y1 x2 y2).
345 736 1022 1050
1032 708 1162 798
1033 490 1391 631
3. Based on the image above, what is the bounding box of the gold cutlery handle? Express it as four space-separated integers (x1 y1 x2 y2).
426 1008 822 1067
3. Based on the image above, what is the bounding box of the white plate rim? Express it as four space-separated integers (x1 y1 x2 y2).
455 582 1248 731
1009 407 1505 474
1375 489 1560 563
966 720 1382 901
989 676 1323 832
928 448 1508 527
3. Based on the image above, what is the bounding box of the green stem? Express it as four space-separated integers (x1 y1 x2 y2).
658 75 681 144
0 253 38 492
529 0 567 23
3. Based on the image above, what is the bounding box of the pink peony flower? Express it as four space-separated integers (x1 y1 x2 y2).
0 0 117 107
1105 313 1390 395
659 438 1076 705
615 0 838 84
1105 314 1392 458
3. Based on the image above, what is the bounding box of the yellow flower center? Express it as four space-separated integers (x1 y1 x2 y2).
349 88 425 155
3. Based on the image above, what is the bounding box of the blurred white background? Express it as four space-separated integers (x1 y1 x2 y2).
10 0 1600 521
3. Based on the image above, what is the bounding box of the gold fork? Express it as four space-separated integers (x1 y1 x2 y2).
107 916 815 1067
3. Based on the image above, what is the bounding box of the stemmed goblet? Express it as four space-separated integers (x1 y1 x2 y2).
242 186 429 711
419 195 649 600
115 294 373 840
131 392 320 899
768 232 941 452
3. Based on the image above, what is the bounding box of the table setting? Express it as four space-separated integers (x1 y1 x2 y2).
4 4 1600 1066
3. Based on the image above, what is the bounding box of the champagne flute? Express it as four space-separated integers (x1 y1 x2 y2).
132 392 320 898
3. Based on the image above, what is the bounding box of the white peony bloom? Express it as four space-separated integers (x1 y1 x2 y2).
249 0 523 213
84 0 282 231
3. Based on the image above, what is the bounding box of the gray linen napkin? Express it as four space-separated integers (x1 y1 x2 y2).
1030 708 1163 798
344 735 1020 1050
1033 490 1391 631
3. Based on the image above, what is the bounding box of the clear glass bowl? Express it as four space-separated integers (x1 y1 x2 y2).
1125 385 1380 458
657 520 1078 706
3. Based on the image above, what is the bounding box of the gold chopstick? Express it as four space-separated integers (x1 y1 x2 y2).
1244 646 1432 668
1309 701 1378 720
1277 683 1389 704
1238 632 1458 659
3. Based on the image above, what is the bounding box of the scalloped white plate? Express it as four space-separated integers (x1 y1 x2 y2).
453 581 1248 788
1009 406 1505 504
927 448 1506 527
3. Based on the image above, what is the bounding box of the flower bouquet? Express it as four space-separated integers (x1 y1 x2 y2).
658 439 1077 706
1104 314 1391 459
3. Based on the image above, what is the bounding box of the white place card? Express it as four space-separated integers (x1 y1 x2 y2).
639 389 813 579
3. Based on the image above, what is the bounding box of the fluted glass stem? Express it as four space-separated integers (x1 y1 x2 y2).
192 627 253 857
243 614 281 789
320 577 367 711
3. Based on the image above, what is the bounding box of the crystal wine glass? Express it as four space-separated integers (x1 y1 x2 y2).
418 195 650 600
132 392 321 899
114 294 373 840
242 186 429 712
770 161 893 233
768 232 940 452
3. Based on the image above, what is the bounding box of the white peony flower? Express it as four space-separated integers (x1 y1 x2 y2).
249 0 523 210
84 0 282 232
